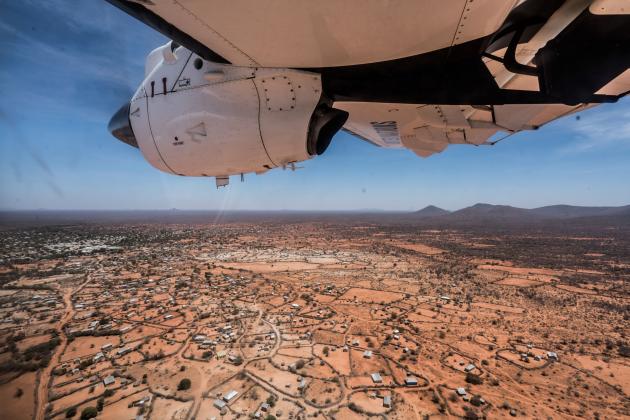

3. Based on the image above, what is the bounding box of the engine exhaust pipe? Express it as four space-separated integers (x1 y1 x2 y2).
307 105 349 155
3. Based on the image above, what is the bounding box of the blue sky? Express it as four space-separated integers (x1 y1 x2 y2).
1 0 629 211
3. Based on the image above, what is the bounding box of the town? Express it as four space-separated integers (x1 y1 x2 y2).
0 218 628 419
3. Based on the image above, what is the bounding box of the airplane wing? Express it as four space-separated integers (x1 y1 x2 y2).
336 99 595 157
337 42 630 156
106 1 630 179
106 0 519 68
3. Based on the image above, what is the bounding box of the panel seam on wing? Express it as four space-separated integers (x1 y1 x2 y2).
171 0 259 66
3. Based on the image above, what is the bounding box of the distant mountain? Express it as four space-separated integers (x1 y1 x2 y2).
529 204 630 219
411 203 630 224
414 205 450 218
448 203 533 221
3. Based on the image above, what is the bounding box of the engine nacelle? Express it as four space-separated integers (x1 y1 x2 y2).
109 43 348 180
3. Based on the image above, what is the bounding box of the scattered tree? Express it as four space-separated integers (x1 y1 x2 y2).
97 397 105 412
80 407 98 420
178 378 191 391
465 372 483 385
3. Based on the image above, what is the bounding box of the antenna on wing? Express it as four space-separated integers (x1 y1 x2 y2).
484 132 516 146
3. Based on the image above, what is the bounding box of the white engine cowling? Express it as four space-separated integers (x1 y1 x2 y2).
109 43 348 179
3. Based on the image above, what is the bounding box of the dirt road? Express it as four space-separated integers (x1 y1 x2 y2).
34 277 91 420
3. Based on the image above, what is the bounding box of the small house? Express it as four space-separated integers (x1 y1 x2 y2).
223 390 238 402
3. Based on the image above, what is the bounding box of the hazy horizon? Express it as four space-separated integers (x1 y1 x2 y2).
1 202 630 213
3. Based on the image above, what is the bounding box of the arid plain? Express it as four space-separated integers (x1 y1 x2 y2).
0 213 628 420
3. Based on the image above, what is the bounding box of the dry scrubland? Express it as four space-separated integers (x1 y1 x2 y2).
0 218 628 420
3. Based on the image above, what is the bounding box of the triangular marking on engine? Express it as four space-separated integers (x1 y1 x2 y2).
186 122 207 143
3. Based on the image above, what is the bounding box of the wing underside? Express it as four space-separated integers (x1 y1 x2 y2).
108 0 518 68
337 62 630 157
336 102 585 156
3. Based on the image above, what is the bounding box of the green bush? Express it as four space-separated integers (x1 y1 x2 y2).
463 410 479 420
177 378 191 391
80 406 98 420
465 372 483 385
348 402 364 413
65 407 77 418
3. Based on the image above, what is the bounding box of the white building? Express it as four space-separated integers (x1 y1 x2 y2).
223 390 238 402
405 376 418 386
